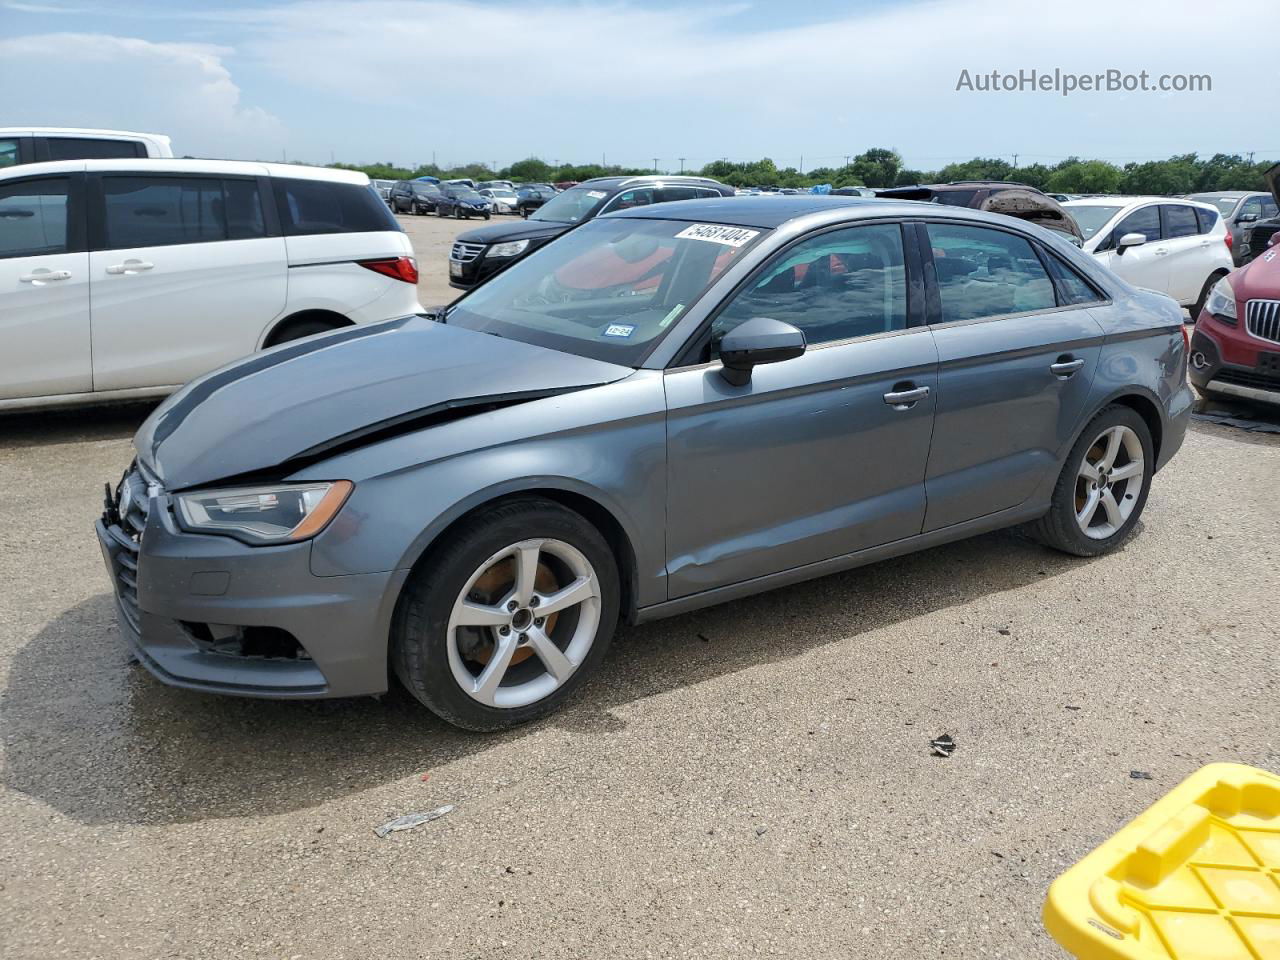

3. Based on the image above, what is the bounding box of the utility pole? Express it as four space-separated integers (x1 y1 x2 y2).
653 157 659 173
844 155 850 168
1248 151 1256 162
1012 152 1019 168
678 157 686 173
799 154 804 175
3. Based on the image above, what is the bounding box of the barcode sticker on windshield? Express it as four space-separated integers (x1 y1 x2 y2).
674 224 760 247
586 190 607 199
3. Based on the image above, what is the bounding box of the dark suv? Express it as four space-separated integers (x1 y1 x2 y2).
1236 164 1280 265
389 180 443 215
875 181 1084 245
446 175 734 290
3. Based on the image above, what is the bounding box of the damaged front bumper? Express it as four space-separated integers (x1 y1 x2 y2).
96 470 405 699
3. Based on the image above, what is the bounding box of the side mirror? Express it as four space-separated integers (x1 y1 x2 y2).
1238 212 1258 224
1115 232 1147 256
718 317 806 386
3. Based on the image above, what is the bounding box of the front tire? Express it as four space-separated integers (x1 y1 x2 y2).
1192 271 1226 322
392 499 620 731
1024 404 1153 557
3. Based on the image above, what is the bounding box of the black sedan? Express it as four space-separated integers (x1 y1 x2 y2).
448 175 733 290
435 185 492 220
389 180 443 215
516 186 556 217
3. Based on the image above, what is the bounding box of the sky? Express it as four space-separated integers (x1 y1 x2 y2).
1 0 1277 172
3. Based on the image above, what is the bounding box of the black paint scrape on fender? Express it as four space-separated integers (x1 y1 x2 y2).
281 387 594 471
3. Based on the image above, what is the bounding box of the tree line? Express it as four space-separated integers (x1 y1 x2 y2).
335 148 1274 196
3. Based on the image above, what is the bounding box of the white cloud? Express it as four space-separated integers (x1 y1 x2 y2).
0 33 284 159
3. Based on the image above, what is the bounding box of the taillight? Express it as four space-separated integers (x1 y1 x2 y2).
358 256 419 284
1181 323 1190 353
1224 232 1233 251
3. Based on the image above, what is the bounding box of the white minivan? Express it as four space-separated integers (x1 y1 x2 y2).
1063 196 1234 317
0 127 174 167
0 159 423 410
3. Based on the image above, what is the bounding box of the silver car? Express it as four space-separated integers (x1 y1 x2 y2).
97 196 1192 730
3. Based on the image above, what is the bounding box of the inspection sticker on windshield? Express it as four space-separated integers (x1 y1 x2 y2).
674 224 760 247
586 190 607 199
603 323 636 338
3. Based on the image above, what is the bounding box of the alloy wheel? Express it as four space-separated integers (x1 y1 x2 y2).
446 538 601 708
1074 425 1145 540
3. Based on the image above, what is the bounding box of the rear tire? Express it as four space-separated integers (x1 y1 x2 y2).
1023 404 1154 558
392 498 619 731
1192 271 1226 322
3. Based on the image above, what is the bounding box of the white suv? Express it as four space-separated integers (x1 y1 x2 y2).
1064 196 1234 316
0 159 423 410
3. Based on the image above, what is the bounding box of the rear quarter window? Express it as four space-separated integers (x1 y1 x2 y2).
1194 206 1219 234
273 178 401 236
46 137 144 160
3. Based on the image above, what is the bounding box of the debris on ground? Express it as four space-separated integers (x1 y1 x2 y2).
1064 705 1081 711
755 826 768 837
997 628 1011 636
930 734 956 758
1191 411 1280 435
373 804 455 838
1129 770 1153 781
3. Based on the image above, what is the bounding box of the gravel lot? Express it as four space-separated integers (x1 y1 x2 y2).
2 212 1278 959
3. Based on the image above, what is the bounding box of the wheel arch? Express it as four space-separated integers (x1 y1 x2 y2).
394 481 644 624
261 309 354 348
1064 386 1166 468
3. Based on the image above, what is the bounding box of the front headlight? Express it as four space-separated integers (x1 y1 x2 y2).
1205 276 1237 322
176 481 353 544
488 239 530 258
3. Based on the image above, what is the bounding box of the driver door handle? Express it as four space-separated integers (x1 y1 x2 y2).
105 259 154 275
20 269 71 283
883 385 930 409
1050 357 1086 378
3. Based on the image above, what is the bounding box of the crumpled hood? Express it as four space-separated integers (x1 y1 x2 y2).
136 316 632 490
1265 162 1279 207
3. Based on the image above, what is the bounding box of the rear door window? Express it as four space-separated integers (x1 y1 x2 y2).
0 139 20 168
102 176 225 249
222 178 267 240
0 176 70 258
273 178 400 235
659 186 698 202
605 188 655 212
926 222 1057 322
46 137 144 160
1162 204 1200 240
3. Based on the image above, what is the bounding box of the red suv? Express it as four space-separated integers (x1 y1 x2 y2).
1190 231 1280 405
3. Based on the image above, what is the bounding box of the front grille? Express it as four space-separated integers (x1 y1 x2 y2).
1246 299 1280 345
450 242 485 263
105 469 151 632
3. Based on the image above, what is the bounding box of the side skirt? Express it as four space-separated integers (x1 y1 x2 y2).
632 501 1049 625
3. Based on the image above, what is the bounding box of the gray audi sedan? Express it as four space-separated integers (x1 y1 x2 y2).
98 196 1192 730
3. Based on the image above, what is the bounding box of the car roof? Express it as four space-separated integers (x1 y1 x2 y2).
1063 195 1214 208
608 195 943 229
579 175 728 191
1187 191 1256 199
0 157 369 184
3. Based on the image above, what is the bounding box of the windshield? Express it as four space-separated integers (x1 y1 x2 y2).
1062 204 1122 240
530 185 610 223
491 189 517 199
445 217 767 365
1189 196 1240 216
412 184 440 196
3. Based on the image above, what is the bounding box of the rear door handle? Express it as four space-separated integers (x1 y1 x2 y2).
19 269 71 283
105 259 154 275
1050 357 1086 378
883 385 930 409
